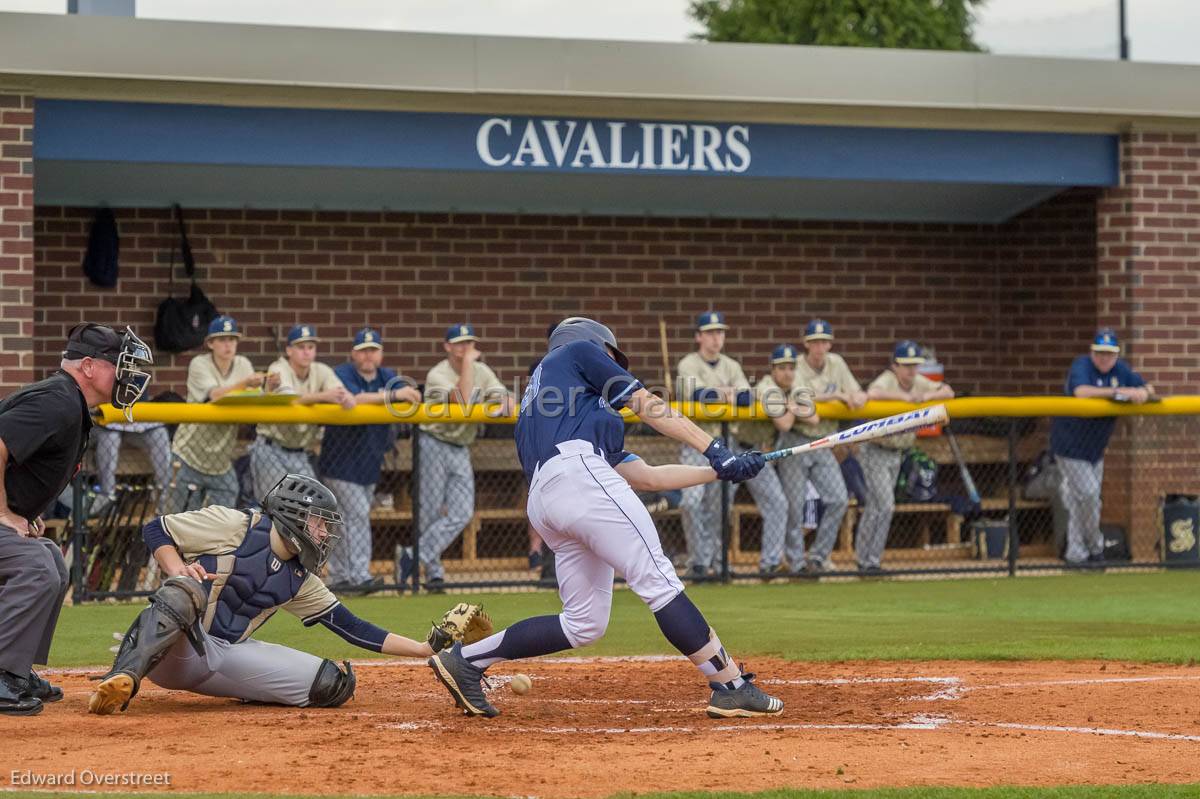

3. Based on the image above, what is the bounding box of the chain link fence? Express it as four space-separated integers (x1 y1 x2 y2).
59 402 1200 601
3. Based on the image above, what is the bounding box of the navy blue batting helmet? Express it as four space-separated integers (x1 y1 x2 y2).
548 317 629 369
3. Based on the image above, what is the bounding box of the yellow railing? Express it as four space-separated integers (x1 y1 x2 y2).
94 395 1196 427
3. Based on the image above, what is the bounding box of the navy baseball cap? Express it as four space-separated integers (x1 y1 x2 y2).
1091 329 1120 353
696 311 729 332
206 315 241 340
353 328 383 350
771 344 799 364
287 324 319 345
445 324 479 343
804 319 833 341
893 340 925 365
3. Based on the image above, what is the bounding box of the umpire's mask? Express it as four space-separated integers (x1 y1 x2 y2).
64 323 155 421
112 328 154 421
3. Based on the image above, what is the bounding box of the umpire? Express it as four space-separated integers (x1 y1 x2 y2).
0 323 153 715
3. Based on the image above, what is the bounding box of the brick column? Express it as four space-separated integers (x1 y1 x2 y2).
1096 130 1200 559
0 93 34 395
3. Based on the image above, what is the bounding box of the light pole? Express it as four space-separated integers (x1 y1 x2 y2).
1118 0 1130 60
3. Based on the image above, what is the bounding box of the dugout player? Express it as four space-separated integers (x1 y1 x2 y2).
416 324 513 593
428 318 783 719
0 323 152 715
1049 329 1151 566
169 315 267 512
861 341 954 573
319 328 421 593
675 311 753 578
90 473 485 714
736 344 801 575
251 324 354 503
787 320 865 574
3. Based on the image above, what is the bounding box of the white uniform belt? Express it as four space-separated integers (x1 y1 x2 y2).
530 439 603 488
554 440 596 456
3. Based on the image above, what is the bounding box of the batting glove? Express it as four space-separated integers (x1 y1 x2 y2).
704 440 765 483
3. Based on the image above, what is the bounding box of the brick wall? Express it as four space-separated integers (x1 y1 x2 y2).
1096 131 1200 558
1097 131 1200 393
0 94 34 394
32 191 1099 399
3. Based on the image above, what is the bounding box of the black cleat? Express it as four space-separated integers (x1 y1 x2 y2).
706 673 784 719
428 643 499 718
23 669 62 703
0 670 43 716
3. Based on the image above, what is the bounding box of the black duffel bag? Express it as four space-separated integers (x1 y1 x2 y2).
154 204 218 353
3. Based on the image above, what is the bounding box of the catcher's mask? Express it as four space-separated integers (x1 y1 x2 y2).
261 474 343 572
64 324 154 421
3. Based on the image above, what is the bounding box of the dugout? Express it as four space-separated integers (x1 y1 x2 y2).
1 12 1199 559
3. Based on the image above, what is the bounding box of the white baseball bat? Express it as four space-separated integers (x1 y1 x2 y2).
762 404 949 462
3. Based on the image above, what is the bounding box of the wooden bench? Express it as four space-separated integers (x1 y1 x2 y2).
101 430 1053 570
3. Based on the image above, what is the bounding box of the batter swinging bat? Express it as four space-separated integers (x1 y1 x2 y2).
763 404 950 462
944 426 981 505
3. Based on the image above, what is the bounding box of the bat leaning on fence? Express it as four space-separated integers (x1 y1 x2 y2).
944 425 982 505
762 404 950 462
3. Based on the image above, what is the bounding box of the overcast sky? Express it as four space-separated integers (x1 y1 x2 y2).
1 0 1196 64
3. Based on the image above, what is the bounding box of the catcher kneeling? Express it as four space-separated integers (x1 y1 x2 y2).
89 474 490 714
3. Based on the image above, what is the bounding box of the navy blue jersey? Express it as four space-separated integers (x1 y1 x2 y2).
1050 356 1145 463
515 340 642 483
318 362 398 485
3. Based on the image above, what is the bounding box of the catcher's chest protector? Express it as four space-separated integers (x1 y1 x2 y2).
197 514 308 643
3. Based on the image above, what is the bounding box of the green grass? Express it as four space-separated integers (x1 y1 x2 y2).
4 787 1200 799
31 573 1200 799
51 571 1200 668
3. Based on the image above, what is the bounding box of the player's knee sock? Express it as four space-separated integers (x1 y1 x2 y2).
460 615 572 670
654 593 744 689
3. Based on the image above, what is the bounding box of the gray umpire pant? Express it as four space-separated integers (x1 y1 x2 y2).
775 430 851 567
148 629 323 707
167 460 240 514
857 444 903 569
324 477 375 585
250 439 314 507
1057 455 1104 563
733 442 790 571
417 432 475 581
679 445 733 572
0 527 69 676
94 425 174 514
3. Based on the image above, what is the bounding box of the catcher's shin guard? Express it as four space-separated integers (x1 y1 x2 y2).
308 659 356 708
89 575 208 715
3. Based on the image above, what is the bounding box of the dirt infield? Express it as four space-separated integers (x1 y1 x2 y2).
6 658 1200 795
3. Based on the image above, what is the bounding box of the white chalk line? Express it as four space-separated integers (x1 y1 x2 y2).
377 714 1200 743
965 675 1200 691
968 721 1200 743
49 657 1200 744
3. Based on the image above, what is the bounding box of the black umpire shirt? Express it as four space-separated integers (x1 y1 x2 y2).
0 370 92 520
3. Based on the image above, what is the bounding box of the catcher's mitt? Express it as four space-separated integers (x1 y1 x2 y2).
427 602 493 653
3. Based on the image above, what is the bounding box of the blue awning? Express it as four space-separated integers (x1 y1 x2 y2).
33 100 1117 221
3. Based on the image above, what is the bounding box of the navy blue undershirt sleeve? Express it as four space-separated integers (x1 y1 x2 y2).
734 389 754 407
307 603 389 653
692 387 724 402
142 516 175 553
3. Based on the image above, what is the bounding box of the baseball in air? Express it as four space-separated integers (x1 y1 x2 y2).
510 674 532 695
